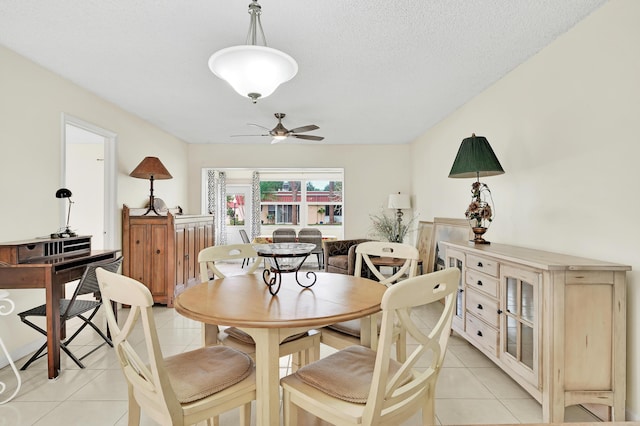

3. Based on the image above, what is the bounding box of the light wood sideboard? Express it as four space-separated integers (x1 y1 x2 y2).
440 241 630 423
122 205 214 307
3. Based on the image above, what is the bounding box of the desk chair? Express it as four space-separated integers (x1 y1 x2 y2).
297 228 324 270
96 268 256 426
198 244 320 371
320 242 418 362
281 268 460 426
17 256 123 370
272 228 296 243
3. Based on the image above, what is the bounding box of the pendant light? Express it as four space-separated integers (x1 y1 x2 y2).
208 0 298 103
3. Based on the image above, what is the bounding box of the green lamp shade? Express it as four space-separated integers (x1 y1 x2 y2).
449 134 505 178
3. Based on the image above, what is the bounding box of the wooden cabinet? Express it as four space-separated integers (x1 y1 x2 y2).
122 205 214 307
441 241 630 423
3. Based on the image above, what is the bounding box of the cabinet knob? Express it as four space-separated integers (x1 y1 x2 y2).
477 280 483 286
497 309 503 314
135 240 140 245
185 253 189 259
156 249 161 254
477 304 483 310
477 331 483 337
477 261 483 267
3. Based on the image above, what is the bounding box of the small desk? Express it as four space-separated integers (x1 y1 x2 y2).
0 236 119 379
175 272 385 426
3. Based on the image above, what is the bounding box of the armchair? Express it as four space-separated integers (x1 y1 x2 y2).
323 238 371 275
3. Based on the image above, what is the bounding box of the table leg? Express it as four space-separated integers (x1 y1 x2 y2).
45 274 61 379
245 327 280 426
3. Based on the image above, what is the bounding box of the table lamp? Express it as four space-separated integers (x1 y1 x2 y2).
388 192 411 243
448 133 504 244
130 157 173 216
53 188 76 238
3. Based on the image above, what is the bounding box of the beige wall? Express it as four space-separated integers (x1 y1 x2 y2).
187 144 412 239
410 0 640 419
0 45 188 359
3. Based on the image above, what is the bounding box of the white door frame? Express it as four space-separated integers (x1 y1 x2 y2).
61 114 118 249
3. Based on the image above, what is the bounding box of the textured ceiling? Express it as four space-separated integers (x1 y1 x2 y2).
0 0 606 145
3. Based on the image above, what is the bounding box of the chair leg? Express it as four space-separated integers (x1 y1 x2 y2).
283 389 297 426
20 342 47 370
239 402 251 426
127 387 141 426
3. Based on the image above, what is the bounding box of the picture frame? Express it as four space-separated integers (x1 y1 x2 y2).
416 221 434 274
431 217 473 272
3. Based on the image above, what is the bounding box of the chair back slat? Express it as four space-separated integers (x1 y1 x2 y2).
354 241 418 286
297 228 322 252
198 244 260 282
75 256 123 296
272 228 296 243
239 229 251 244
362 268 460 424
96 268 180 422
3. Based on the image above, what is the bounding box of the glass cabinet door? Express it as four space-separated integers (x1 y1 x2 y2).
500 265 540 387
445 249 465 332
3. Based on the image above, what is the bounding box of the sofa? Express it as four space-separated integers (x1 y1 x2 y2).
323 238 371 275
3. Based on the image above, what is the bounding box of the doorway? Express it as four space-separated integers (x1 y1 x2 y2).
224 185 252 244
63 115 117 250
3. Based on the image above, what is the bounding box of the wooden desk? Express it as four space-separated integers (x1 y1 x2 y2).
175 272 385 426
0 236 119 379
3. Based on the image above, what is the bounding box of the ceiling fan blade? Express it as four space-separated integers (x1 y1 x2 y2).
288 124 319 133
291 134 324 141
230 134 269 137
248 123 272 131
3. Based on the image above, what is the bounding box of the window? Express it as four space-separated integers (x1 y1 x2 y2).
259 172 343 230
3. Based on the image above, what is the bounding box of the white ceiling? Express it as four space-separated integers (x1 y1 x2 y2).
0 0 606 145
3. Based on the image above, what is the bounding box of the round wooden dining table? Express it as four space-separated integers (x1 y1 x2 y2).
174 272 386 426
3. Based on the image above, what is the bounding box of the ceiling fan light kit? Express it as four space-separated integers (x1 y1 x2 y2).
209 0 297 103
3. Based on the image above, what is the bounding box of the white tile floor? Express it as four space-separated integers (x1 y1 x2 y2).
0 259 602 425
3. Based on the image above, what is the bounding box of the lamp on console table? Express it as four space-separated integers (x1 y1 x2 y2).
448 134 504 244
387 192 411 243
130 157 173 216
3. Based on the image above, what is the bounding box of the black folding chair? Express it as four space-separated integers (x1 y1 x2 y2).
17 256 123 370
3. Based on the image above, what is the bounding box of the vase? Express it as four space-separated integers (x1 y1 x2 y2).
471 226 490 244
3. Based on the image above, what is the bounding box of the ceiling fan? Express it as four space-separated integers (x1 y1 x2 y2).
232 113 324 144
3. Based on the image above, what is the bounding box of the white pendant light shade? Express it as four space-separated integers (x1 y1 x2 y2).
208 45 297 103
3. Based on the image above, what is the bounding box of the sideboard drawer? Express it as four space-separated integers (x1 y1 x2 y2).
466 269 499 298
466 314 498 357
466 254 499 277
466 288 499 327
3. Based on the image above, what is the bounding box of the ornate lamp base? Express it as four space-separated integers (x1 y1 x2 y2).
471 227 490 244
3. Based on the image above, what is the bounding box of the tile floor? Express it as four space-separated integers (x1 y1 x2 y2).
0 259 602 425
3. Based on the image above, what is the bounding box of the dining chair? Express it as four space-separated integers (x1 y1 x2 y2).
272 228 296 243
297 228 324 270
320 241 419 362
238 229 254 268
281 267 460 426
17 256 123 370
198 244 321 371
96 268 256 426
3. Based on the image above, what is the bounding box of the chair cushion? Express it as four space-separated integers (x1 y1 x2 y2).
164 345 253 403
294 345 405 404
224 326 309 345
